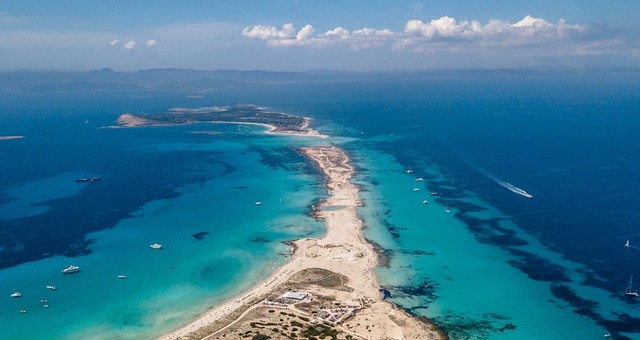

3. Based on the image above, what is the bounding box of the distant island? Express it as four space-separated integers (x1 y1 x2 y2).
113 104 325 137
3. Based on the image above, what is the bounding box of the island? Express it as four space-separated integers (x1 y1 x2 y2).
112 104 325 137
113 104 441 339
162 146 441 340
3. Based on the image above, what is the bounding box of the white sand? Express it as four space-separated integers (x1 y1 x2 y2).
161 146 439 340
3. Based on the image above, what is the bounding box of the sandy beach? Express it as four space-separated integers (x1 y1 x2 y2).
161 146 440 340
111 113 327 138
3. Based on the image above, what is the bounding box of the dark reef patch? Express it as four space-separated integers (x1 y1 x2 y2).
250 236 271 244
397 249 436 256
550 284 599 319
430 311 516 340
390 278 439 302
367 239 392 267
384 220 401 240
192 231 209 240
507 248 570 282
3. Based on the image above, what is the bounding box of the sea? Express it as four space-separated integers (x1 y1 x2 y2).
1 71 639 339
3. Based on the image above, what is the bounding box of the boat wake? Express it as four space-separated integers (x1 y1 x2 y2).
625 240 640 250
462 157 533 199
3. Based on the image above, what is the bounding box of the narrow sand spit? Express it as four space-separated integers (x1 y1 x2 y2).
161 146 440 340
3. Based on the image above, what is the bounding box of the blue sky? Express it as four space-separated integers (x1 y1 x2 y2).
1 1 639 71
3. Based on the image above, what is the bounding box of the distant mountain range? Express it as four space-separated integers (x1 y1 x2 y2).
0 68 336 93
1 67 638 93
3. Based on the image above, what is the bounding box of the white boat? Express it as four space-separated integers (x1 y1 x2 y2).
20 310 27 314
150 243 162 250
412 188 420 191
10 291 22 298
444 204 451 214
117 275 127 279
625 240 630 247
625 275 639 297
255 201 263 205
405 167 413 173
62 265 81 274
422 200 428 204
415 177 424 182
40 299 48 303
46 285 57 290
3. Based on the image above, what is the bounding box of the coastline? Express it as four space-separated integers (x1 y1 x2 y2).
160 146 441 339
109 113 328 138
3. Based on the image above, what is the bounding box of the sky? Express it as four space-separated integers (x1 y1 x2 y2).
1 0 639 71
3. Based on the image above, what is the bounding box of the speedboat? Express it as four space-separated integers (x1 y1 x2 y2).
117 275 127 279
46 285 57 290
255 201 263 205
10 291 22 298
422 200 428 204
415 177 424 181
412 188 420 191
150 243 162 250
62 265 81 274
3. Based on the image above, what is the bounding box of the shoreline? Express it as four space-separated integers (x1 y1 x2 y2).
160 146 441 339
108 113 328 138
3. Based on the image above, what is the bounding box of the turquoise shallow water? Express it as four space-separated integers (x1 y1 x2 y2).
346 138 635 339
0 122 327 339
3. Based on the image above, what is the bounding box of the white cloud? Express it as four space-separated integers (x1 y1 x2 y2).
123 40 136 50
108 38 159 50
241 23 296 40
242 23 398 50
146 39 160 48
242 15 589 52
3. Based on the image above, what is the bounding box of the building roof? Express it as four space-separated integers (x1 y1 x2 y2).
282 291 309 300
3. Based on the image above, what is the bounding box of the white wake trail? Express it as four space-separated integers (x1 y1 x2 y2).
462 157 533 199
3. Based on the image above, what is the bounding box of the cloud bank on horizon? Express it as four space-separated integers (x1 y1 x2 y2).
0 6 638 71
242 15 614 56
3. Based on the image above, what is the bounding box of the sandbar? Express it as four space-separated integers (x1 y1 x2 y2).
161 146 440 340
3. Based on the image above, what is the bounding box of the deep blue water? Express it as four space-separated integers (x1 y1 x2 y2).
1 72 639 338
210 73 640 337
